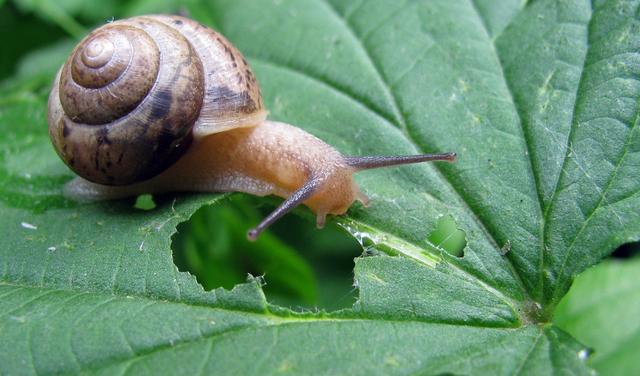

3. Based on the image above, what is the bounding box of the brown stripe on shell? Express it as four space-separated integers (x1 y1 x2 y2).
150 15 265 125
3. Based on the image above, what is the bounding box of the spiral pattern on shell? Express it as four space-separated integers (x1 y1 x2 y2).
47 15 266 186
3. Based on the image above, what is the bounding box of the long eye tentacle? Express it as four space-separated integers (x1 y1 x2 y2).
344 152 457 171
247 176 322 241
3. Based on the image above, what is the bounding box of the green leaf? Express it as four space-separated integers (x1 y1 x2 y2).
2 0 639 373
554 256 640 375
0 284 582 375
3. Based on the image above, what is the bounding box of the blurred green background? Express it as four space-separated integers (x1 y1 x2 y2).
0 0 467 311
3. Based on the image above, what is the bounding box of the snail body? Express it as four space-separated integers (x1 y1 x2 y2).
48 15 456 241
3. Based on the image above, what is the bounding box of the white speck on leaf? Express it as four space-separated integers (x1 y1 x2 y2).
578 349 591 361
21 222 37 230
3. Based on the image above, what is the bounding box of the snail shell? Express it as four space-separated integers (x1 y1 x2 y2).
47 15 266 185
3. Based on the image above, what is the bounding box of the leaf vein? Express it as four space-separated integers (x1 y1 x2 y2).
320 0 407 131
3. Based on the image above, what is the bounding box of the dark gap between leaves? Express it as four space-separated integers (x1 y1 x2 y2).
611 242 640 259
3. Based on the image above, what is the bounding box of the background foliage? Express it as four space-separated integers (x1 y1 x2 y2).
1 0 639 374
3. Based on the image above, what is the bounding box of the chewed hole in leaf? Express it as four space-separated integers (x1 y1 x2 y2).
171 194 362 311
427 215 467 256
134 194 156 210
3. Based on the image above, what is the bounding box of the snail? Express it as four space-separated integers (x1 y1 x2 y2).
47 15 457 241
